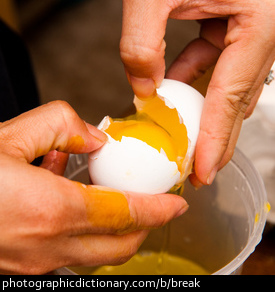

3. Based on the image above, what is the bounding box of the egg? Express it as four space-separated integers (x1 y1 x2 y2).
88 79 204 194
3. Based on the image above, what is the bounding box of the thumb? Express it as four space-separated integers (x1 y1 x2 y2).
120 0 169 98
195 42 274 185
0 101 107 163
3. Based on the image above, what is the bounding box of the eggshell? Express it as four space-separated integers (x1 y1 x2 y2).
89 128 180 194
88 79 204 194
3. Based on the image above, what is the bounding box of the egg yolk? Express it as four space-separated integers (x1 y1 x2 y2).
106 120 178 162
105 95 189 174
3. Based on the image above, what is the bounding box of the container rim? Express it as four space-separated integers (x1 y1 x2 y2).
213 147 268 275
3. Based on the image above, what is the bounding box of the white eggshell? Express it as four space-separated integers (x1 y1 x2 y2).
89 134 180 194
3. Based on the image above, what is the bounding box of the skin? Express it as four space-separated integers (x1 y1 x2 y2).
120 0 275 187
0 100 188 274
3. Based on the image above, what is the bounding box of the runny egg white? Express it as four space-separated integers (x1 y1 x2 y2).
88 79 204 194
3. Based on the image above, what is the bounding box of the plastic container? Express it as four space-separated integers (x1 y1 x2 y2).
56 148 268 275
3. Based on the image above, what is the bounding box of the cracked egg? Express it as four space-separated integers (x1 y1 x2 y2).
88 79 204 194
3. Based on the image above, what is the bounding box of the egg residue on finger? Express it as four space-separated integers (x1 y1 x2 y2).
88 79 204 194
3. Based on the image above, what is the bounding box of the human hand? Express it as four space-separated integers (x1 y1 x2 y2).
120 0 275 186
0 101 188 274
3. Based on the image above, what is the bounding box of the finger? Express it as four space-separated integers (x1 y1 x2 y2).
70 182 189 235
0 101 107 163
54 182 188 269
214 82 265 170
120 0 230 99
244 83 264 119
120 0 170 98
166 19 227 84
40 150 69 176
200 19 227 51
166 37 221 84
190 81 267 188
190 106 243 189
189 103 245 189
194 34 275 185
11 228 149 273
66 230 150 268
188 172 204 190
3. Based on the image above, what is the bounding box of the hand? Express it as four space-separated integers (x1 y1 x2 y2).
120 0 275 186
0 101 188 274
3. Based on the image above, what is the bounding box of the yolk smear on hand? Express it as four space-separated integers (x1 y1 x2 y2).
57 135 85 152
32 135 85 163
74 182 135 233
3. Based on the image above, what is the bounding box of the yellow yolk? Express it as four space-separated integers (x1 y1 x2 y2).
136 94 188 159
106 120 178 162
104 95 189 175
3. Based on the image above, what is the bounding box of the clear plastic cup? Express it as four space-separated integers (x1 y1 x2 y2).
56 147 268 275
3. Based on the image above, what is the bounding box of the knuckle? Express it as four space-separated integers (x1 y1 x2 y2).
114 243 140 266
120 38 164 70
208 83 251 118
48 100 77 122
225 92 250 117
177 54 208 81
200 126 230 150
45 100 79 133
120 46 152 68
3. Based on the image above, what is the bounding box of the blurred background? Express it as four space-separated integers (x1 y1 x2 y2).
0 0 200 125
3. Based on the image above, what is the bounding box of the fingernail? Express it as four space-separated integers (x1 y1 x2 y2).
84 121 107 143
175 204 189 218
207 165 219 185
129 76 157 99
189 173 204 190
194 182 204 191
